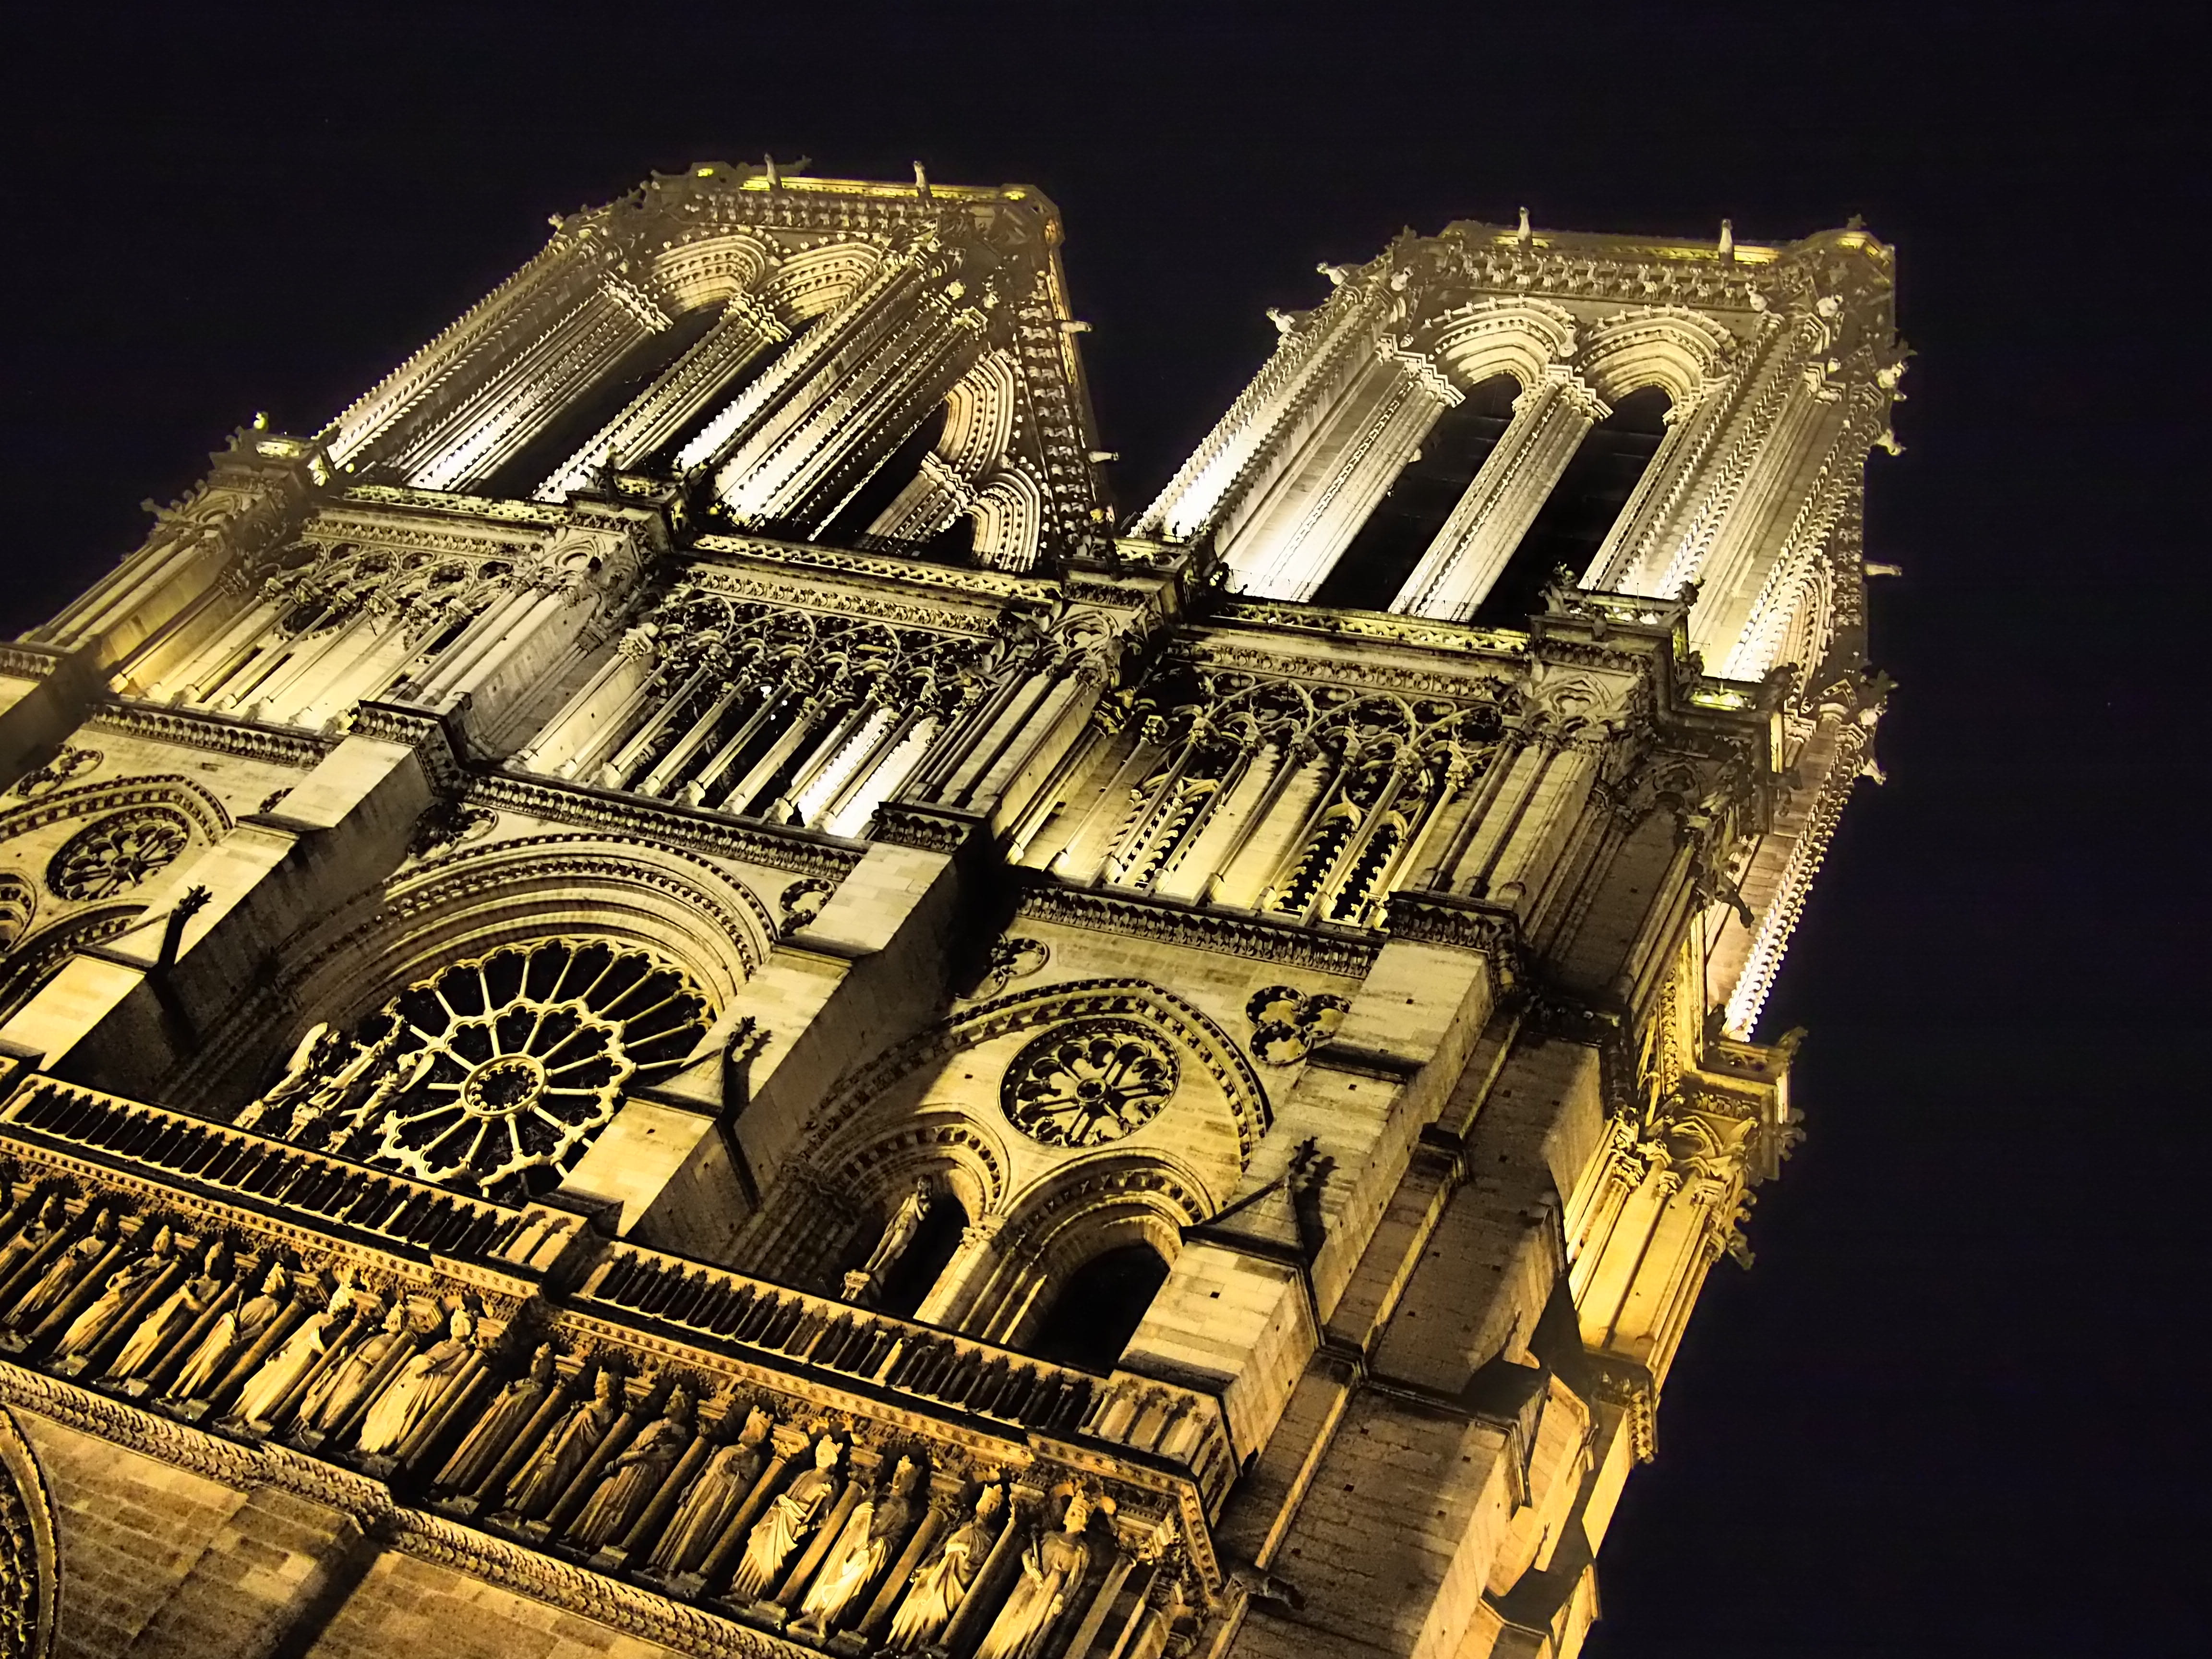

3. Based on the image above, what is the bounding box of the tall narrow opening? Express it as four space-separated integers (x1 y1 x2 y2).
479 305 722 498
648 320 813 472
1311 374 1522 611
1473 386 1672 628
816 402 953 553
876 1196 969 1320
1025 1242 1169 1372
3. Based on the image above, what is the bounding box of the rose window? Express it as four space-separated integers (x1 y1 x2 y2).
340 939 710 1196
1001 1020 1178 1148
46 808 191 902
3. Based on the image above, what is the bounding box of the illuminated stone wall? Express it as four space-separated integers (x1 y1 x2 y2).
0 165 1897 1659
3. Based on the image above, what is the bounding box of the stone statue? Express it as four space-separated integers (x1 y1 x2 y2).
8 1203 116 1328
356 1307 474 1456
886 1483 1003 1650
502 1367 620 1519
57 1225 176 1361
299 1302 410 1434
235 1305 344 1425
108 1240 226 1381
648 1405 772 1575
436 1342 556 1494
728 1436 841 1603
169 1262 288 1401
0 1195 65 1288
974 1491 1095 1659
321 1046 436 1154
234 1023 343 1130
861 1181 931 1285
571 1387 693 1550
793 1454 920 1635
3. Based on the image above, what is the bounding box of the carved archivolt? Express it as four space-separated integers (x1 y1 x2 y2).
1412 295 1580 391
803 976 1272 1173
0 1408 55 1659
310 831 772 1003
1575 307 1737 405
0 774 232 849
0 878 33 956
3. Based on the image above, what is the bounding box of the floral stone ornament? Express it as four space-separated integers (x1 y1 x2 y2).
1001 1020 1178 1147
45 808 190 901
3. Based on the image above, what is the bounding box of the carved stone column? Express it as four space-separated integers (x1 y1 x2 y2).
1391 366 1609 621
1220 348 1460 603
539 290 792 498
710 250 989 533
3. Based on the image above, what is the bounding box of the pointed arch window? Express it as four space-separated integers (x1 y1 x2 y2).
1311 374 1522 611
479 303 724 498
1474 386 1673 626
1025 1243 1168 1372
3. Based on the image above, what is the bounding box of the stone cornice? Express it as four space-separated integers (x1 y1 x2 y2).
1016 884 1378 979
469 770 865 881
87 702 335 768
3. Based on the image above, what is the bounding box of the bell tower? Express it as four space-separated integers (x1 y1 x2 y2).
0 167 1897 1659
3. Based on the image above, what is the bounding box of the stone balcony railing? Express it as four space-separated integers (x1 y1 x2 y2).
578 1240 1238 1509
0 1073 1226 1655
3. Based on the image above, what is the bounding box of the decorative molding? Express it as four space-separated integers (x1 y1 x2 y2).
1381 891 1527 990
86 703 334 767
0 775 232 850
869 802 983 855
469 772 864 881
350 702 465 795
1016 886 1378 979
0 649 63 685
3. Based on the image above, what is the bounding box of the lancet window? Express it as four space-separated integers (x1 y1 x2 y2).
234 938 713 1202
515 585 996 834
1311 373 1523 612
142 541 519 730
1046 662 1511 926
1025 1243 1169 1372
1473 385 1674 626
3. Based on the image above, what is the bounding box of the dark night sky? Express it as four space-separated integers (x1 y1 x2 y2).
2 4 2205 1653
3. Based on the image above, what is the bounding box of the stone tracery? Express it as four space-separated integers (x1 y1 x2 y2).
240 938 712 1197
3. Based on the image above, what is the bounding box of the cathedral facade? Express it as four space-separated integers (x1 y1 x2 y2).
0 165 1898 1659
